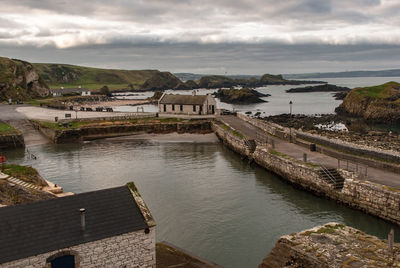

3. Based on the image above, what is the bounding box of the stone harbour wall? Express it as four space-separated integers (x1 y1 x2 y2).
0 133 25 149
211 121 251 157
296 131 400 163
33 120 212 144
217 122 400 225
1 227 156 268
239 113 400 162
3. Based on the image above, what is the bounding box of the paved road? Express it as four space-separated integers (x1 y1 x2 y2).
220 115 400 189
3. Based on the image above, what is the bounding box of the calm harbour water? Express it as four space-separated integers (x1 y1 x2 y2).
114 76 400 116
4 136 400 268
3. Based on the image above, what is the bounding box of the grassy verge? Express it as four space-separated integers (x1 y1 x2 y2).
35 117 188 131
268 149 322 168
0 123 17 135
220 123 245 139
2 164 40 184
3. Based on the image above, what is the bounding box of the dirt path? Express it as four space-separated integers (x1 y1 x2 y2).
219 115 400 189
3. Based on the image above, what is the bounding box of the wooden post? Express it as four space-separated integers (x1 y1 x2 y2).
388 228 394 253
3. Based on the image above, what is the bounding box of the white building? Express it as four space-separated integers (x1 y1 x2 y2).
158 92 217 115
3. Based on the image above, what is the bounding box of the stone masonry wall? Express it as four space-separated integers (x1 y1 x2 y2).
216 122 400 225
237 113 400 163
211 121 251 157
33 121 212 144
0 133 25 149
1 227 156 268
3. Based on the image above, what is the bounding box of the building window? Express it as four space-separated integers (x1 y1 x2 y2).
193 105 196 112
163 104 166 112
172 104 175 111
180 105 183 111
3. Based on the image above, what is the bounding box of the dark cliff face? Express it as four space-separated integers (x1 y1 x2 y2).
335 82 400 124
0 57 50 101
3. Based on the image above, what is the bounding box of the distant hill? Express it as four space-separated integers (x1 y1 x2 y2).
174 73 260 81
0 57 49 101
284 69 400 79
33 63 169 90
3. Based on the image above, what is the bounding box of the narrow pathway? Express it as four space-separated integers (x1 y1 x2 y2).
0 104 50 146
7 119 49 146
219 115 400 189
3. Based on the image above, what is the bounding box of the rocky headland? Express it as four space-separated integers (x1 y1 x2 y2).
336 81 400 124
286 84 350 93
214 88 270 104
0 57 50 102
198 74 325 89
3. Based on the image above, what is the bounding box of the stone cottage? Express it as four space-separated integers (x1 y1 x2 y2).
158 92 217 115
0 183 156 268
51 87 91 97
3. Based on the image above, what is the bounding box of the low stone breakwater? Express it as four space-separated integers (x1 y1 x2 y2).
33 120 212 144
212 120 400 226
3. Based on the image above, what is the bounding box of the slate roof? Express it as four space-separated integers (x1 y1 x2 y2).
0 185 148 264
159 94 208 105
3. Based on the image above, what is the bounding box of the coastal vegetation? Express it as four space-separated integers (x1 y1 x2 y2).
2 164 48 186
336 81 400 124
0 123 17 135
0 164 54 206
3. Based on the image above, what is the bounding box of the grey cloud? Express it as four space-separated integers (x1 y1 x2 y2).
1 42 400 75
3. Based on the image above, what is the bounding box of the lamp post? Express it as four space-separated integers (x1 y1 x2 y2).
289 101 293 142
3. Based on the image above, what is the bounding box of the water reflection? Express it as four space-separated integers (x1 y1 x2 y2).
2 139 399 268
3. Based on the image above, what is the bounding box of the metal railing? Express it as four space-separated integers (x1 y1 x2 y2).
338 159 368 178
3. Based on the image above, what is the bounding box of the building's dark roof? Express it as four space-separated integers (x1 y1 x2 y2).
159 94 208 105
0 186 148 264
51 88 89 94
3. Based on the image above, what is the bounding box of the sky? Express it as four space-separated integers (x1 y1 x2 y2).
1 0 400 75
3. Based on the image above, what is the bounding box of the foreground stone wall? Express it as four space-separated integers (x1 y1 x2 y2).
1 227 156 268
259 223 400 268
0 133 24 149
33 120 212 144
216 122 400 225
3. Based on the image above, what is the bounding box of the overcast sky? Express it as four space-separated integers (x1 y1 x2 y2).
1 0 400 74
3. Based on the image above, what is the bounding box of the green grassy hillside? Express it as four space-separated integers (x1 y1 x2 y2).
33 63 163 90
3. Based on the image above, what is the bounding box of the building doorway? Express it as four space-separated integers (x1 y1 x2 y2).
51 255 75 268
